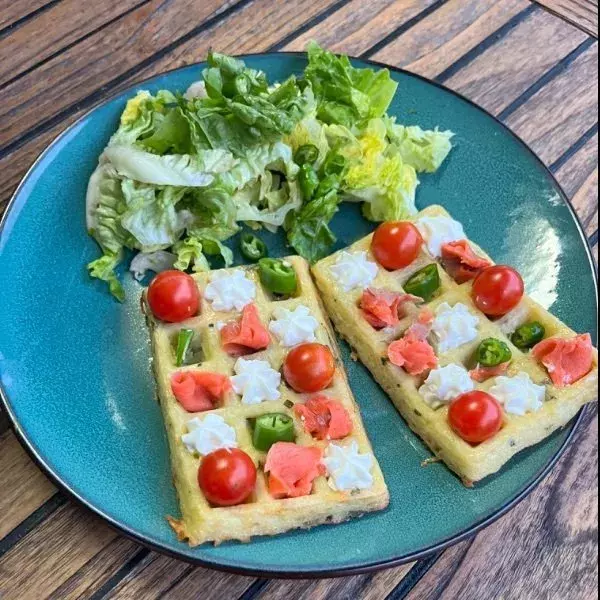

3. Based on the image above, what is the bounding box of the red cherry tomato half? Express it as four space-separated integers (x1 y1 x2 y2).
198 448 257 506
448 391 503 444
371 222 423 270
472 265 524 317
147 270 200 323
283 343 336 393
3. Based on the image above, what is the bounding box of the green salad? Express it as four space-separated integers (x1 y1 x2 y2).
86 43 453 300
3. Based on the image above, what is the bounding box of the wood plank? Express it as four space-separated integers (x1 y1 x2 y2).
0 0 51 30
554 130 598 198
441 7 588 115
370 0 530 79
534 0 598 37
46 538 142 600
130 0 344 76
0 431 56 539
254 564 414 600
0 502 119 599
0 0 241 149
281 0 442 56
0 0 146 87
407 406 599 600
505 43 598 165
102 552 256 599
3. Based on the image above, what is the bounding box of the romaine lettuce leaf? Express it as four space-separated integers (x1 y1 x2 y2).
286 190 340 262
173 237 210 272
88 252 125 302
103 145 235 187
120 182 188 250
129 250 177 281
386 119 454 173
304 42 397 128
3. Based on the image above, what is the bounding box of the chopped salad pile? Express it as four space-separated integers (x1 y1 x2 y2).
86 43 454 300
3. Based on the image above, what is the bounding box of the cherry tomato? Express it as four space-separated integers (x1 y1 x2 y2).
472 265 524 317
147 270 200 323
198 448 257 506
448 391 503 444
371 222 423 270
283 343 336 393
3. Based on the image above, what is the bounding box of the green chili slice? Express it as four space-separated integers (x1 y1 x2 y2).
298 164 319 200
175 328 194 367
512 321 545 349
258 258 298 295
240 233 268 262
252 413 295 451
295 144 319 166
404 264 440 301
476 338 512 367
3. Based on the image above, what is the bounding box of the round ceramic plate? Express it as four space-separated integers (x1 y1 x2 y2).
0 54 597 577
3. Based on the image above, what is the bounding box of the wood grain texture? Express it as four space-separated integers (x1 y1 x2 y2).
505 42 598 165
371 0 530 79
99 551 256 599
0 502 119 599
0 431 56 539
0 0 146 87
253 565 414 600
282 0 442 56
0 0 52 30
0 0 240 149
407 406 598 600
0 2 597 598
534 0 598 36
441 8 588 114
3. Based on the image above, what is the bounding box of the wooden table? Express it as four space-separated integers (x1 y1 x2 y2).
0 1 597 598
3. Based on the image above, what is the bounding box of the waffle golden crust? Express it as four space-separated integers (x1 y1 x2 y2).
312 205 598 484
143 256 388 546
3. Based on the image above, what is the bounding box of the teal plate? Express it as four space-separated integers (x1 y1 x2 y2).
0 54 597 577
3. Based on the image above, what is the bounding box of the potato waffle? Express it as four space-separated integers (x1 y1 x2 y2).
143 256 388 546
312 205 598 484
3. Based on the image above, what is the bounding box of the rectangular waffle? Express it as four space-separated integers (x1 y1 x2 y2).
143 256 388 545
312 205 598 484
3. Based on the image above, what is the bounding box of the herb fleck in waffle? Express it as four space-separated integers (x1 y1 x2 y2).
143 256 388 546
312 206 598 484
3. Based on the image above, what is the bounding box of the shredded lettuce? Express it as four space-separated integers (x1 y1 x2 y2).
86 44 454 300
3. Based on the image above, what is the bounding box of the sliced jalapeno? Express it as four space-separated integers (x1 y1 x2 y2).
258 258 298 295
240 233 268 262
476 338 512 367
403 264 440 301
295 144 319 166
512 321 545 349
252 413 295 451
298 164 319 200
175 328 194 367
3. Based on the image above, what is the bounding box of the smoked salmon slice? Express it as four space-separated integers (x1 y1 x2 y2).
171 371 232 412
532 333 594 387
294 395 353 440
469 362 510 383
360 288 422 329
220 303 270 356
441 240 491 284
264 442 324 498
388 331 438 376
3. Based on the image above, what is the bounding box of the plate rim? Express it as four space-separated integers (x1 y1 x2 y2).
0 51 597 579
